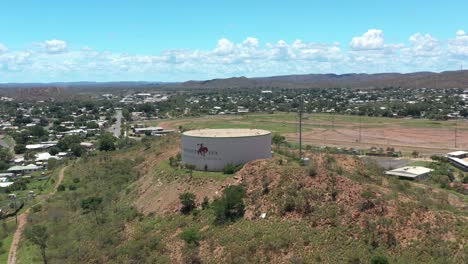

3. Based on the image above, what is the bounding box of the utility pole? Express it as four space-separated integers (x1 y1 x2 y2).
358 115 362 143
299 94 303 161
454 118 458 148
332 113 335 131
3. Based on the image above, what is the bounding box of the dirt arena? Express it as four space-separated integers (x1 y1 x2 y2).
153 114 468 155
286 124 468 155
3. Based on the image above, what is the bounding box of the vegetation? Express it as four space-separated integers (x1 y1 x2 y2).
25 225 49 264
222 163 242 174
12 135 467 264
179 192 196 214
212 185 246 225
180 228 201 246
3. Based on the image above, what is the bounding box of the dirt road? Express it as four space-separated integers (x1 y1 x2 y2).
7 166 68 264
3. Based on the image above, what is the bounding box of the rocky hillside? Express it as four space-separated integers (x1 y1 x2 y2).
15 136 467 263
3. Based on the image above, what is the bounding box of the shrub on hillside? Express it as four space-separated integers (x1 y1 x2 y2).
213 185 245 224
371 255 389 264
201 196 209 209
223 163 241 174
308 162 318 177
180 228 201 245
179 192 196 214
282 196 296 214
463 176 468 184
57 184 66 192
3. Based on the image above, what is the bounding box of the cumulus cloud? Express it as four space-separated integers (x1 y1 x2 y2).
44 39 68 54
350 29 385 50
0 43 7 53
241 37 259 48
408 33 440 57
449 29 468 58
0 32 466 82
214 38 235 55
269 40 296 61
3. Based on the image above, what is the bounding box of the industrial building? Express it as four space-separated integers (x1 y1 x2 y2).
182 128 272 171
385 166 433 180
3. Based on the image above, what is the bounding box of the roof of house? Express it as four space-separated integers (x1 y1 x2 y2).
7 164 41 171
448 157 468 167
35 152 60 162
385 166 433 178
26 143 55 150
447 150 468 157
0 182 14 188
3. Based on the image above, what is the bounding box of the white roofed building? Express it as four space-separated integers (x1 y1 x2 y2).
447 151 468 159
386 166 433 180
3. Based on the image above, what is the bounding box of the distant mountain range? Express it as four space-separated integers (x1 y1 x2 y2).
180 70 468 89
0 70 467 90
0 81 167 89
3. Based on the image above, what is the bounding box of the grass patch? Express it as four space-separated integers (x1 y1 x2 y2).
407 161 433 167
158 160 230 181
0 220 17 263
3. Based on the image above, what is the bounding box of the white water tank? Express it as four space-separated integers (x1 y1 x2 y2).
182 128 272 171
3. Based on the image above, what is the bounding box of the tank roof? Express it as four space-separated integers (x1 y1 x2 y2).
183 128 271 138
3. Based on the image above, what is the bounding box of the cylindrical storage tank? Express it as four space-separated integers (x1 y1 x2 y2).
182 129 272 171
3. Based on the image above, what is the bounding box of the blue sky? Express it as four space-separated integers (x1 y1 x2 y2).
0 0 467 82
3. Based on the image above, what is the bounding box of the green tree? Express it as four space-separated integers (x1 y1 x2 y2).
81 196 103 222
272 133 286 149
26 225 49 264
57 135 82 151
47 158 60 170
0 161 9 171
98 133 116 151
70 143 84 157
86 121 99 129
179 192 196 214
48 147 60 156
212 185 246 224
30 125 47 138
0 148 13 162
14 144 26 154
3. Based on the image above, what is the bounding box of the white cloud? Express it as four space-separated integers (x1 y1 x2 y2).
241 37 259 48
449 29 468 58
350 29 385 50
0 43 7 53
270 40 296 61
44 39 68 54
408 33 440 57
214 38 235 55
0 32 466 82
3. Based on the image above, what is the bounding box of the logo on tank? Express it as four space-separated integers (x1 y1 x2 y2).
197 144 209 156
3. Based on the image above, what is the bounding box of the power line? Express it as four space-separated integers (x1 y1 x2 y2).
454 118 458 148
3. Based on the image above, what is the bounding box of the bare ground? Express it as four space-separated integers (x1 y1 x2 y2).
286 125 468 155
